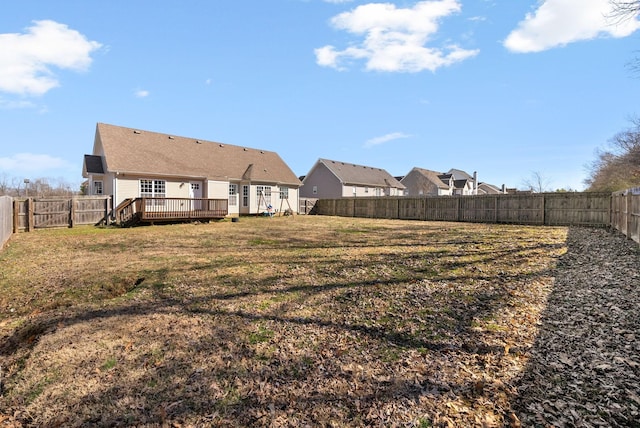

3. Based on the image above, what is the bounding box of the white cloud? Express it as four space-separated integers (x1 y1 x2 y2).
324 0 353 3
134 89 150 98
364 132 411 148
504 0 640 53
0 20 102 96
0 153 73 173
0 97 36 109
315 0 478 72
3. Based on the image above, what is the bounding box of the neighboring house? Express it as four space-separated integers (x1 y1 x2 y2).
401 167 506 196
477 182 505 195
82 123 302 216
401 167 453 196
300 158 405 198
447 168 478 195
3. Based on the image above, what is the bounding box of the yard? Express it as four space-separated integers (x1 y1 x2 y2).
0 216 638 426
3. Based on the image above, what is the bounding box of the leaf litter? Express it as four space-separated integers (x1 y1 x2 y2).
0 217 637 426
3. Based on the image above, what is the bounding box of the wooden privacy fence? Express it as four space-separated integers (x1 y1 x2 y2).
611 188 640 245
315 192 612 227
1 196 12 249
14 196 112 231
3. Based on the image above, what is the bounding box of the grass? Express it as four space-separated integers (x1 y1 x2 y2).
0 215 568 426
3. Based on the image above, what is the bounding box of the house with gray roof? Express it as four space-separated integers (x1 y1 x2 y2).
400 167 453 196
300 158 405 198
477 182 505 195
402 167 506 196
82 123 301 216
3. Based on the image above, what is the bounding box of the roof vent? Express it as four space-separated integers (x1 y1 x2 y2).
196 140 202 144
168 136 174 139
243 148 248 151
260 151 264 154
133 130 141 134
219 144 224 147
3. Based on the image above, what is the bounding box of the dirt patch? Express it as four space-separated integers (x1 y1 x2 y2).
0 217 637 426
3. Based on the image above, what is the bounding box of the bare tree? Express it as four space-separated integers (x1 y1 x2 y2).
609 0 640 19
0 176 81 197
0 173 10 196
608 1 640 73
521 171 551 193
585 117 640 191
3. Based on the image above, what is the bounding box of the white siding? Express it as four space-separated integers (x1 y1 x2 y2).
115 177 140 203
207 180 228 199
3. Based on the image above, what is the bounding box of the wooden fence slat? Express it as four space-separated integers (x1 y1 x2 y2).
1 196 12 249
14 196 112 231
315 193 614 228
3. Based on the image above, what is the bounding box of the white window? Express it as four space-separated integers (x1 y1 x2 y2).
242 185 249 207
140 179 166 205
279 187 289 199
229 184 238 206
257 186 271 205
93 180 103 195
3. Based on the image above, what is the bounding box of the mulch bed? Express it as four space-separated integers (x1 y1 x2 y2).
513 227 640 427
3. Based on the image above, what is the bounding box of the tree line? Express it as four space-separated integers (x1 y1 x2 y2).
581 1 640 192
0 175 80 198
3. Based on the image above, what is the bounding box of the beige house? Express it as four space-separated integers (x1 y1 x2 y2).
300 158 405 198
477 182 505 195
82 123 301 216
401 167 504 196
401 167 453 196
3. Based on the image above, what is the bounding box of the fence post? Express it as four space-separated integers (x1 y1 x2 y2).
106 197 111 224
13 199 19 233
69 198 75 228
27 198 34 232
542 194 547 225
627 191 632 240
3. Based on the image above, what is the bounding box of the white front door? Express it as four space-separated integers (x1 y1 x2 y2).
190 182 202 209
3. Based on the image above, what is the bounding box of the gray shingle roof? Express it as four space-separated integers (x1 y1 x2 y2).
318 158 405 189
95 123 301 186
408 167 450 189
83 154 104 174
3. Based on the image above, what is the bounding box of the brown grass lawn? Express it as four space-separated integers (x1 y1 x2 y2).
0 215 569 426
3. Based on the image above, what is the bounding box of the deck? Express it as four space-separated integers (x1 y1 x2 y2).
115 197 228 226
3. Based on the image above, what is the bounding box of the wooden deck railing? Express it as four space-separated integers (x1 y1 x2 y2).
115 197 228 225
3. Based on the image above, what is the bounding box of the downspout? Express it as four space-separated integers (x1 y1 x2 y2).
112 173 118 222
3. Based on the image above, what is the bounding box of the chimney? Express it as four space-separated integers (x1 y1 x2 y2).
473 171 478 195
501 184 506 194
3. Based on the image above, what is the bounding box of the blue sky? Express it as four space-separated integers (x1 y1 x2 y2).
1 0 639 191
